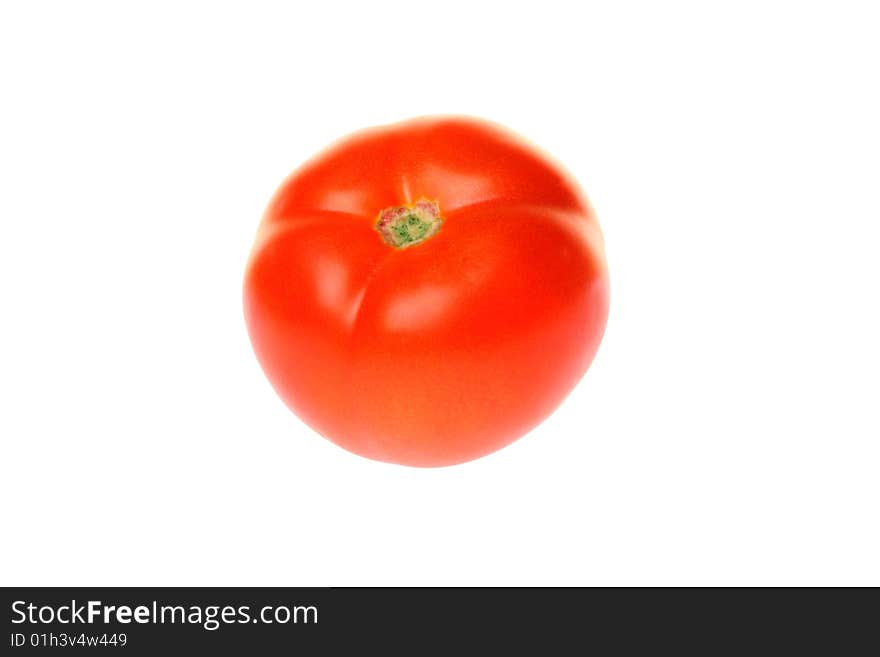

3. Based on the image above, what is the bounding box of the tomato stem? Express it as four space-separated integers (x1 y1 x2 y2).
375 199 443 248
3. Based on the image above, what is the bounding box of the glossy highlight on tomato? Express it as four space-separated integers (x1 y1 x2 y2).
243 116 609 467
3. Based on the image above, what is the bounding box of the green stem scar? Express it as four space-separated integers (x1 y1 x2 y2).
375 199 444 248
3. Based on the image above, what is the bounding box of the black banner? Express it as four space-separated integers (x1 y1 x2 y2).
1 588 874 653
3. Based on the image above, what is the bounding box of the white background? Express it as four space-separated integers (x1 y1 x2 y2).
1 1 878 586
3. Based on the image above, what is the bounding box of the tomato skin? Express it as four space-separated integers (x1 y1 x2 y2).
244 116 609 466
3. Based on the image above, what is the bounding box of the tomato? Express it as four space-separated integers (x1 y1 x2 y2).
243 116 609 466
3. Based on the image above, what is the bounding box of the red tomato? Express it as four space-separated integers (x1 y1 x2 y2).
244 116 609 466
